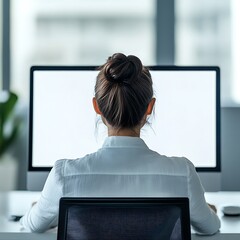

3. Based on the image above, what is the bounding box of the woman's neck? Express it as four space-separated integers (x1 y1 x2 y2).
108 127 140 137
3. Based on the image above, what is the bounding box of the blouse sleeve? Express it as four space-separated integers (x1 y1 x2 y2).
186 159 221 235
20 160 64 233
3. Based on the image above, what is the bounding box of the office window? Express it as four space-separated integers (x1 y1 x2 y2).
175 0 240 106
10 0 156 99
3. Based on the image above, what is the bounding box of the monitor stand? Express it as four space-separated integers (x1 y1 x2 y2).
198 172 221 192
27 171 48 191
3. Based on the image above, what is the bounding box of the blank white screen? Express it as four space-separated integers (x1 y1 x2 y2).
32 69 216 168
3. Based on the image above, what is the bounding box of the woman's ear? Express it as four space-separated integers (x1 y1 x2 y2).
146 98 156 115
92 97 101 115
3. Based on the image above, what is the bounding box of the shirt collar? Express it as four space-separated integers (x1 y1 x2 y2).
102 136 149 149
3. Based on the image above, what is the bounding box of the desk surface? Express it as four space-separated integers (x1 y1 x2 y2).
205 191 240 234
0 191 240 239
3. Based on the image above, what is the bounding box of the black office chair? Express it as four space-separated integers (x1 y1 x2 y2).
57 198 191 240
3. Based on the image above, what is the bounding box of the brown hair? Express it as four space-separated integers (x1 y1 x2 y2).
95 53 153 129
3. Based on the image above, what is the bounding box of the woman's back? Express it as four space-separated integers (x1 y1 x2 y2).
60 136 189 197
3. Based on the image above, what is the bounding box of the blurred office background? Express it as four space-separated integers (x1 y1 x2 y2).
0 0 240 190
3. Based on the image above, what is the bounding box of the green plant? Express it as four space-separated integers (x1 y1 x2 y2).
0 91 20 157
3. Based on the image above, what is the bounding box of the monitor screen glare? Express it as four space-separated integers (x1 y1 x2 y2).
30 67 219 170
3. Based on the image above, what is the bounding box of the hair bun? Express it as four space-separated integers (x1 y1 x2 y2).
104 53 143 84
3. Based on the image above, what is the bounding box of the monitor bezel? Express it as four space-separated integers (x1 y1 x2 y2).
28 65 221 172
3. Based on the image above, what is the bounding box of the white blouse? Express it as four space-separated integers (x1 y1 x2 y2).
21 136 220 234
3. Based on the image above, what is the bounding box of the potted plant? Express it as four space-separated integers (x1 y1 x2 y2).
0 90 20 190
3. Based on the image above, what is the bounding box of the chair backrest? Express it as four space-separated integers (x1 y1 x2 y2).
57 198 191 240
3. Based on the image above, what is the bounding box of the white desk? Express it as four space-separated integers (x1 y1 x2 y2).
205 192 240 234
0 191 240 239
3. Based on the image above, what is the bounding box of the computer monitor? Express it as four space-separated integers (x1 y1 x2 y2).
28 66 221 191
